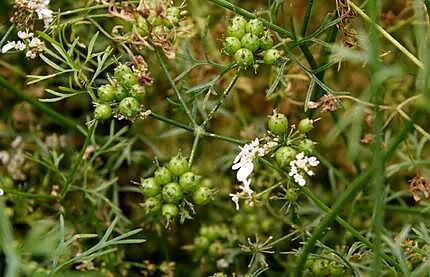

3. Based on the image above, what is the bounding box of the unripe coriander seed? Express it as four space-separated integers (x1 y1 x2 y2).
275 146 297 168
246 19 265 36
154 167 172 185
223 37 242 55
162 203 178 219
98 84 115 102
298 118 314 133
234 48 254 67
94 104 112 121
179 172 200 193
118 97 140 118
263 49 281 65
241 33 260 52
193 186 212 205
113 85 128 101
162 182 183 204
140 177 161 197
143 197 161 213
260 31 273 50
226 23 246 39
268 113 289 135
168 154 189 176
231 16 247 29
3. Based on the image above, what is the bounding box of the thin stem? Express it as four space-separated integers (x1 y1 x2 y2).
188 129 202 166
367 0 385 273
300 0 314 37
60 122 96 198
314 15 338 99
149 111 194 132
202 73 239 128
156 48 197 127
3 189 57 200
0 25 14 47
0 200 20 277
202 131 244 145
149 111 244 145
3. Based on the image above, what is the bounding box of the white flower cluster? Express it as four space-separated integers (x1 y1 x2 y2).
0 136 28 180
289 152 319 186
16 0 53 27
230 138 272 210
2 30 45 58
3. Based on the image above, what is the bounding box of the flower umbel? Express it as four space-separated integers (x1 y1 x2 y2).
230 138 272 210
289 152 319 186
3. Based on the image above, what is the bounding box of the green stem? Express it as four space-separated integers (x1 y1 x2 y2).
202 73 239 128
0 200 20 277
3 189 57 200
188 129 202 166
149 111 244 145
389 203 429 214
149 111 194 132
298 45 318 70
300 0 314 37
367 0 384 274
314 16 338 99
202 131 244 145
60 122 96 198
0 76 87 136
156 48 197 127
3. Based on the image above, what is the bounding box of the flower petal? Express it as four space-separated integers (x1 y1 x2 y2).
236 162 253 182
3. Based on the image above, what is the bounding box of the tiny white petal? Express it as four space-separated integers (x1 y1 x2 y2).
15 41 26 51
229 193 240 210
236 162 253 182
2 41 16 53
29 37 42 48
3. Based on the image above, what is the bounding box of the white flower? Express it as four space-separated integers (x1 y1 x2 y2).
15 41 26 51
0 189 4 196
36 6 53 27
0 151 9 164
232 138 266 185
26 50 37 59
230 193 240 210
2 41 16 53
17 30 34 39
230 138 275 211
289 152 319 186
29 37 44 49
216 258 229 268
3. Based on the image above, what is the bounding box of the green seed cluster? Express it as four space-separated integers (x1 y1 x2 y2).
232 207 279 236
305 258 346 276
267 112 316 167
94 64 145 121
140 154 212 221
193 225 231 258
135 6 182 39
223 16 282 67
